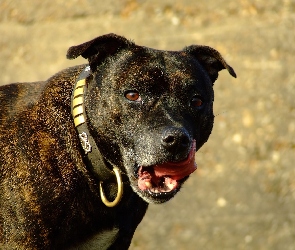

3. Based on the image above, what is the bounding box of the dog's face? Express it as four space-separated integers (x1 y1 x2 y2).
67 34 236 204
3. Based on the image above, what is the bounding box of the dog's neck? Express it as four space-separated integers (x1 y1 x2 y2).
71 66 124 207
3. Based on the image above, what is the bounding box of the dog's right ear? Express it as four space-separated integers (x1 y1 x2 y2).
67 33 134 71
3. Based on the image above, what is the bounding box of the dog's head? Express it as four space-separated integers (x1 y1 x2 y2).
67 34 236 204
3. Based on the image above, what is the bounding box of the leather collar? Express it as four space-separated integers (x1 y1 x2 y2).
71 66 124 207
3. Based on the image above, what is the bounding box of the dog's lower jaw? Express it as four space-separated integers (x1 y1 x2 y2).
130 177 186 204
126 140 197 204
122 163 180 204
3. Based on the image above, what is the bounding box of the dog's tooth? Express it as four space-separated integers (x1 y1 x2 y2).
166 183 174 191
145 181 152 188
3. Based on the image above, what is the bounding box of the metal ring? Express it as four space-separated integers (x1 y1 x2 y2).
99 166 123 207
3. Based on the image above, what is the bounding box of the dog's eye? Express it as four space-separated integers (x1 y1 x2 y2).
191 96 203 108
125 90 141 102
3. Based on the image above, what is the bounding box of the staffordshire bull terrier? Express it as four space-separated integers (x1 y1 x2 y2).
0 33 236 249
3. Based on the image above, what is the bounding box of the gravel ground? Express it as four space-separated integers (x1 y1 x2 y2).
0 1 294 249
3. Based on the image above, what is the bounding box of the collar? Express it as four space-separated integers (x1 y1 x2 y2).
71 66 123 207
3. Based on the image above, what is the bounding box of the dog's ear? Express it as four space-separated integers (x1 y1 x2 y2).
67 33 134 71
184 45 237 84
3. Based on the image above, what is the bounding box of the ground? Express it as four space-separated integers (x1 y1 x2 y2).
0 0 294 249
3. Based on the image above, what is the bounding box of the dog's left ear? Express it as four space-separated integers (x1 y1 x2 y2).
184 45 237 84
67 33 134 71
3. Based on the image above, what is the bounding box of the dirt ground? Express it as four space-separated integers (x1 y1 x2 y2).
0 0 294 249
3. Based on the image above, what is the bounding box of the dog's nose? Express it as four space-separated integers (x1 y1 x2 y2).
161 127 191 153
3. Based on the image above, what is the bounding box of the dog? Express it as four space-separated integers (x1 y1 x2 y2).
0 33 236 249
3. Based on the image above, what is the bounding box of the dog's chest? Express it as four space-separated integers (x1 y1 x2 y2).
68 228 119 250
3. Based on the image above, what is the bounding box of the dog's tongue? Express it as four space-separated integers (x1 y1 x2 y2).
153 140 197 180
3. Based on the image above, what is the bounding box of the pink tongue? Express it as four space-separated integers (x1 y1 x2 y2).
153 140 197 180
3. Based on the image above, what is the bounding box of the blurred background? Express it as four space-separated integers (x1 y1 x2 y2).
0 0 294 249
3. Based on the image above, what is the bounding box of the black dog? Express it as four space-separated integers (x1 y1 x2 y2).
0 33 236 249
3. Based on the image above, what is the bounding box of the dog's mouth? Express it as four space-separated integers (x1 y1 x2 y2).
136 140 197 202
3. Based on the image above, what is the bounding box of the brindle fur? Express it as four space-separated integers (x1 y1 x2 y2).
0 34 236 249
